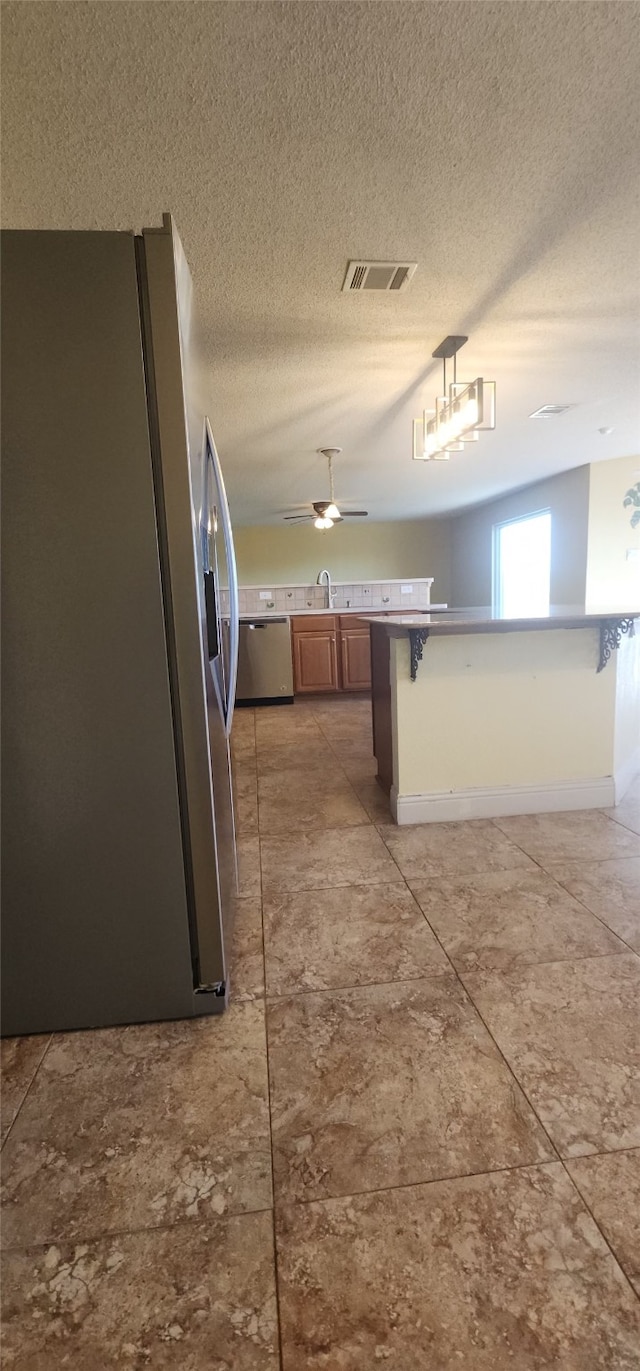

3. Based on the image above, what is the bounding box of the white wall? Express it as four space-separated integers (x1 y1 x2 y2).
450 466 590 609
586 456 640 610
614 632 640 798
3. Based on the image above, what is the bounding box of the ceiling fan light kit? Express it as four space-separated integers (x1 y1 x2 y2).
284 448 369 531
413 335 496 462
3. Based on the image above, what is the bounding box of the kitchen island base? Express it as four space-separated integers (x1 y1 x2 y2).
366 614 640 826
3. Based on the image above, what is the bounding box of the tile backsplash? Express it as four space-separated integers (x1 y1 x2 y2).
221 579 435 614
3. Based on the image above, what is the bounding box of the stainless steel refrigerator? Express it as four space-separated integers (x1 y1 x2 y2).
1 215 240 1035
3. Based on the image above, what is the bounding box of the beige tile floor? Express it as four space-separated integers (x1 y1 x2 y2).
2 694 640 1368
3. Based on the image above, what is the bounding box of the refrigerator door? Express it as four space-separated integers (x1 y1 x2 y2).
202 418 239 738
1 229 199 1033
139 216 236 993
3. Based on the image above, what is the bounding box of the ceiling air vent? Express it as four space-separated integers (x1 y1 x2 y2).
529 404 575 419
342 260 418 293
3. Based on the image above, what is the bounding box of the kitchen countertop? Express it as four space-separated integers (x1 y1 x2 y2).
360 607 640 633
239 604 448 620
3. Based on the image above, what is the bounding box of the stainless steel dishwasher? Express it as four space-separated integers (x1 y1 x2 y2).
236 617 294 705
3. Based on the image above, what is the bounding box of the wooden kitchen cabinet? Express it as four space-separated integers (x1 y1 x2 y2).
292 628 339 693
339 626 372 691
291 614 372 693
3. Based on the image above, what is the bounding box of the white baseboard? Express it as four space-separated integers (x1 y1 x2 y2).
390 776 616 825
614 746 640 805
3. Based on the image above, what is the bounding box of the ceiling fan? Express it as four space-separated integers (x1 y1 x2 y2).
284 448 369 529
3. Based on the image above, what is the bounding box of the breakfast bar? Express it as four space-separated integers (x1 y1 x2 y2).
363 610 640 825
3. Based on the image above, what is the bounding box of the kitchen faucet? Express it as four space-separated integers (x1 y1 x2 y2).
316 568 335 610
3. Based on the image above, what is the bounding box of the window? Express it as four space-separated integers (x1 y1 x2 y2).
493 510 552 617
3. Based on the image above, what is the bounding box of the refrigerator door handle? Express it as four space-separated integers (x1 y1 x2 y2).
205 418 238 738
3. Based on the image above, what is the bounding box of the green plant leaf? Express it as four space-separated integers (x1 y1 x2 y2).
623 483 640 524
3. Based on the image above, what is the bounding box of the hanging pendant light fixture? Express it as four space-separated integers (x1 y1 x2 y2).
413 336 496 461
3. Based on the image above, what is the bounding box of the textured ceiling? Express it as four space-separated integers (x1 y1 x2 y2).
2 0 639 523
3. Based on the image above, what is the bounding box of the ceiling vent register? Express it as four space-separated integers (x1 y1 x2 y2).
342 261 418 292
529 404 574 418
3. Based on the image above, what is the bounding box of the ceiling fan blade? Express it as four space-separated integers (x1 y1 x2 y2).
340 511 369 517
284 514 313 521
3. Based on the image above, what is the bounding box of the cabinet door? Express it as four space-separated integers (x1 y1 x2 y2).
293 631 339 693
339 629 372 691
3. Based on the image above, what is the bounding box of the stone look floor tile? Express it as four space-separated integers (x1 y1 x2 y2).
254 703 311 722
260 825 399 895
323 719 367 742
604 777 640 837
463 954 640 1157
1 1003 272 1247
231 898 265 1001
276 1164 640 1371
337 753 378 781
235 755 258 783
256 739 330 775
267 978 552 1204
232 711 256 732
544 857 640 952
255 714 325 748
315 715 373 743
310 696 370 718
5 694 638 1366
327 736 376 769
234 760 259 837
236 797 259 838
231 729 257 760
237 835 262 897
605 800 640 837
0 1036 50 1146
567 1149 640 1295
351 777 392 822
493 810 640 863
232 707 256 732
409 868 626 973
1 1210 279 1370
257 768 369 835
378 818 535 879
263 883 450 995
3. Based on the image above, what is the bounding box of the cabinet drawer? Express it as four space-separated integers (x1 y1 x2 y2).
291 614 337 633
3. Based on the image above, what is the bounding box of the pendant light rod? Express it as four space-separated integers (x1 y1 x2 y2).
318 447 342 505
